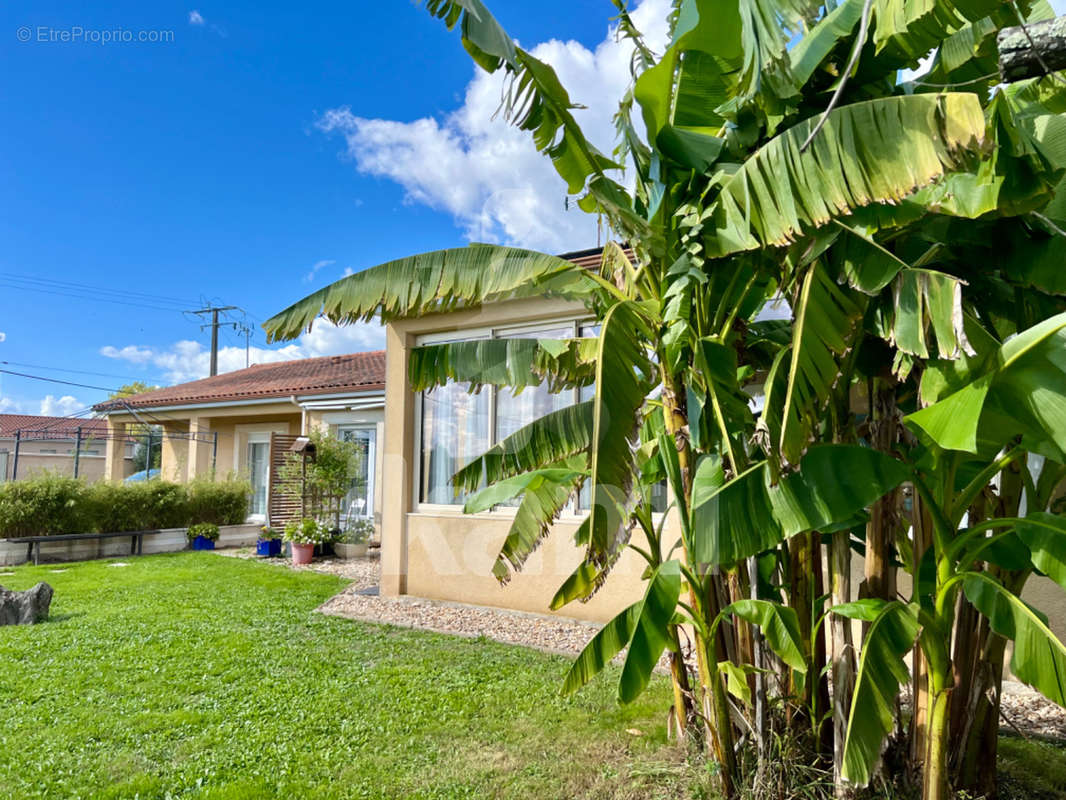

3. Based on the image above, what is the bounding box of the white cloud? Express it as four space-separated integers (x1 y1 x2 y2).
0 332 6 342
304 259 336 283
188 9 204 25
0 396 24 413
100 344 154 364
100 318 386 384
40 394 83 417
316 0 671 254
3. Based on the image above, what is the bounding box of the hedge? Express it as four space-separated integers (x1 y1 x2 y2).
0 474 251 538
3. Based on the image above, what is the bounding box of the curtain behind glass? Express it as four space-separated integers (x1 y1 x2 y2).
421 381 489 504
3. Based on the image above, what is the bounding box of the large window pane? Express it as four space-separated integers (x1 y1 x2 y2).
248 441 269 517
339 427 375 519
420 382 489 504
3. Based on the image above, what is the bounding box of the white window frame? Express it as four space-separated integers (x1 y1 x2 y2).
234 424 287 523
413 315 594 516
336 424 377 520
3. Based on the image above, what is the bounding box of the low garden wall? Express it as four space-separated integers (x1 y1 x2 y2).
0 524 262 566
0 475 254 566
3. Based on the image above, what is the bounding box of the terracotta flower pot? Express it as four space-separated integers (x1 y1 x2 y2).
291 542 314 565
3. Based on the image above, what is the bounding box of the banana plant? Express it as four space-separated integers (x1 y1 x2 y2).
265 1 1066 798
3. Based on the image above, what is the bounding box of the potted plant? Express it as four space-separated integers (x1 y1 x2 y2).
283 517 327 565
188 522 219 551
257 526 283 557
334 518 373 559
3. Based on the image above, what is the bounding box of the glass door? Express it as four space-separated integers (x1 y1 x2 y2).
247 438 270 518
338 427 375 522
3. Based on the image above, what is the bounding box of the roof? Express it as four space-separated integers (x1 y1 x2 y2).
94 350 385 412
0 414 110 437
557 245 634 270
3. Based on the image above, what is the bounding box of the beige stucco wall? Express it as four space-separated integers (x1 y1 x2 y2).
381 295 624 615
404 512 662 621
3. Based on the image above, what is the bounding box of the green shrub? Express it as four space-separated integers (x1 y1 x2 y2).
0 473 90 537
187 522 220 541
186 477 250 526
0 476 251 537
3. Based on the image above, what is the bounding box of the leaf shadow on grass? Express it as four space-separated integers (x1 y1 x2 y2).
38 611 84 624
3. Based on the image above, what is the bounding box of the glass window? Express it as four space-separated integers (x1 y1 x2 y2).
418 319 656 513
248 441 269 517
339 427 375 521
420 381 489 504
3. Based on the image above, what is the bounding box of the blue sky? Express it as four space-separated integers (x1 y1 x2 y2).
2 1 1062 417
0 0 632 416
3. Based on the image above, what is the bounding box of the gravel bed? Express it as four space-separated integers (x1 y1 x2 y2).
219 548 1066 740
319 586 602 657
213 547 379 588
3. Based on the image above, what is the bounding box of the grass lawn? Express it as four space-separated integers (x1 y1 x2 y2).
1 554 1063 799
0 553 698 800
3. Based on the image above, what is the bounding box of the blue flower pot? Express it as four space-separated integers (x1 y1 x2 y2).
192 535 215 551
256 539 282 557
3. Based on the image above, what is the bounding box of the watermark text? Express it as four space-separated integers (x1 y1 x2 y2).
17 26 175 44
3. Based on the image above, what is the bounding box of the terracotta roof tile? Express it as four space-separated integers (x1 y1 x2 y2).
0 414 111 437
94 350 385 412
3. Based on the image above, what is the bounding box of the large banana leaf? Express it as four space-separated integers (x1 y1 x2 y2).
620 560 681 703
879 269 972 360
790 0 866 88
263 245 592 340
462 456 588 584
561 601 640 696
422 1 634 231
722 599 807 672
409 338 597 394
964 571 1066 706
452 401 594 494
840 601 920 786
584 302 656 576
703 93 986 257
759 262 864 465
907 312 1066 457
872 0 1003 62
1015 511 1066 591
691 445 910 566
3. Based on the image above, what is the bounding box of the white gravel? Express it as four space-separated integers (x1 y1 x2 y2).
216 547 1066 741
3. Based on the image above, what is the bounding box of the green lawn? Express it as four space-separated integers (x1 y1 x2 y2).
1 554 1063 800
0 553 697 800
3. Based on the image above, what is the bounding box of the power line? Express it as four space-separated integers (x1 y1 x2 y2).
0 281 194 313
0 368 122 394
0 360 152 382
0 271 199 307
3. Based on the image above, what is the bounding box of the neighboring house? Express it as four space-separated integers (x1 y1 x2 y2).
0 414 137 483
378 247 659 623
93 352 385 528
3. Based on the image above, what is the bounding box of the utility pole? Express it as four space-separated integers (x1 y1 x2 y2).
187 305 237 377
238 323 253 368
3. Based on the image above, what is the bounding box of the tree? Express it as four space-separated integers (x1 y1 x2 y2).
108 382 158 400
265 2 1066 798
108 383 161 473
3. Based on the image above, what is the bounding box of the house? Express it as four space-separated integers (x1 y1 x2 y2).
373 245 1066 644
93 351 385 527
377 247 661 623
0 414 136 483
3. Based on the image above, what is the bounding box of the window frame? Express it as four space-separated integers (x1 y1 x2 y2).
413 315 593 516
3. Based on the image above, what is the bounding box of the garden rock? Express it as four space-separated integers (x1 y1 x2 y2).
0 582 54 625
